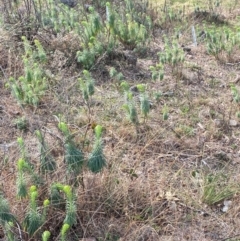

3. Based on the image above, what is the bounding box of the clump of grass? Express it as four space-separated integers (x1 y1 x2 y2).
202 172 239 206
14 116 28 131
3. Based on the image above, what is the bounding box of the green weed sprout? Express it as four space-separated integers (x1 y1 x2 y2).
24 186 43 237
63 185 77 226
230 85 240 118
50 183 65 208
231 85 240 103
42 199 50 223
81 10 102 45
35 130 56 173
61 223 70 241
79 70 95 101
58 122 84 178
9 37 47 106
65 141 84 175
158 39 185 77
162 104 169 121
0 196 13 223
78 70 95 120
16 158 28 198
137 84 150 123
149 64 164 81
109 67 124 88
122 90 139 126
34 39 47 63
65 142 84 175
17 137 29 163
14 116 28 131
88 125 106 173
42 230 51 241
117 14 148 49
205 27 239 62
120 81 130 93
109 3 149 50
76 11 104 69
58 121 70 137
0 197 15 241
4 221 15 241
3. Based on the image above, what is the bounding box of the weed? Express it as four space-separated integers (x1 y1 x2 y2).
205 25 240 62
14 116 28 131
78 70 96 120
150 38 185 82
9 37 47 106
159 38 185 77
87 125 107 173
42 231 51 241
202 172 239 205
174 124 195 137
162 104 169 121
109 67 125 88
149 64 164 81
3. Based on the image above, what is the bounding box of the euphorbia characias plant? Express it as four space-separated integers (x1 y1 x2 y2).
42 230 51 241
16 158 28 198
61 223 70 241
88 125 106 173
137 84 150 123
23 186 43 237
58 122 84 176
63 185 77 226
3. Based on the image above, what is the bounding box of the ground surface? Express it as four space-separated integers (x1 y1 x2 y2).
1 0 240 241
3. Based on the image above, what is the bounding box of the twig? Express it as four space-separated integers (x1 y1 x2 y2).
0 65 7 81
42 126 64 144
221 233 240 241
226 62 240 66
15 220 24 241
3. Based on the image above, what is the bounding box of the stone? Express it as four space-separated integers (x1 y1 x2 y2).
229 119 238 126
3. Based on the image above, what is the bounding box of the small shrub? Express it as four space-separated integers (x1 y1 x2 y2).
9 37 47 106
205 26 240 62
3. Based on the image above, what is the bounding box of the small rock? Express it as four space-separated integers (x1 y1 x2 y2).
229 119 238 127
182 46 191 52
222 200 232 213
169 201 177 212
162 91 174 97
214 119 224 127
